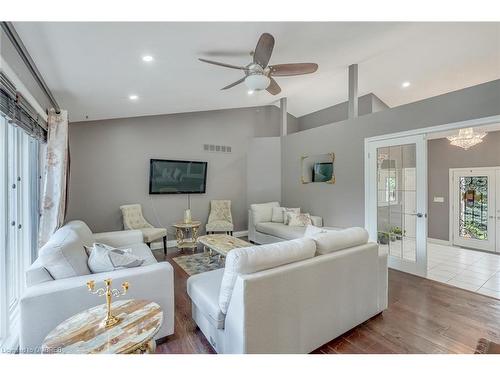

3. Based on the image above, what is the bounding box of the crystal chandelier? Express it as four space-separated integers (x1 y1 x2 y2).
446 128 487 150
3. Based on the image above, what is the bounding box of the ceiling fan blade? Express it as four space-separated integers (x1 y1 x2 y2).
198 58 247 70
266 77 281 95
253 33 275 68
221 77 246 90
269 63 319 76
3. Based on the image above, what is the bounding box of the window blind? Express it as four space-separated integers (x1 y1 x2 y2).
0 71 47 142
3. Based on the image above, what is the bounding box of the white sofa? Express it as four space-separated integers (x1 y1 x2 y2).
248 202 325 244
187 228 388 354
19 220 174 353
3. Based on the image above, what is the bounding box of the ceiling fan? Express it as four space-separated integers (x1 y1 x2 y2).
199 33 318 95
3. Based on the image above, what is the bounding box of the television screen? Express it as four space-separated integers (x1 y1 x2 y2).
312 162 333 182
149 159 207 194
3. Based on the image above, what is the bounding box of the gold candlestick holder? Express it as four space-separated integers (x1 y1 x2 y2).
86 279 129 328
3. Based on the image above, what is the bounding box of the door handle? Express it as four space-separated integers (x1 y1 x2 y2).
416 213 427 218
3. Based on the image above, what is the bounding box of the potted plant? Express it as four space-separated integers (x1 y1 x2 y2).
391 226 404 240
377 231 390 245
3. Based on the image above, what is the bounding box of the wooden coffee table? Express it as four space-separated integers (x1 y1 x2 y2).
42 299 163 354
198 234 251 264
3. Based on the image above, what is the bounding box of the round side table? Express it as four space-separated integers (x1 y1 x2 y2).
42 299 163 354
173 220 201 252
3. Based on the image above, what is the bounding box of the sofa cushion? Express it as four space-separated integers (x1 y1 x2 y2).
287 212 312 227
140 227 167 243
250 202 280 224
122 243 157 266
187 268 226 329
38 227 91 280
87 243 144 273
283 208 300 224
218 238 316 314
308 227 369 255
64 220 94 247
255 222 307 240
271 207 285 223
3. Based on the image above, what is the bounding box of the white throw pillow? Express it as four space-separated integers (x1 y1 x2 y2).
87 243 144 273
309 227 369 255
271 207 285 223
218 237 316 314
250 202 280 224
283 207 300 224
287 212 312 227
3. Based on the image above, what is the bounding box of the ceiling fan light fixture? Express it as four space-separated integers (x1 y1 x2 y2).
244 74 270 91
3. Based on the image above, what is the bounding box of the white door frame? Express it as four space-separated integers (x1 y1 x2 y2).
449 166 499 252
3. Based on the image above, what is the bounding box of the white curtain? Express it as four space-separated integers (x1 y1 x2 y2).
38 109 69 247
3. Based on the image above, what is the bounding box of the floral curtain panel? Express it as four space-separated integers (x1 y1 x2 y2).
39 109 69 247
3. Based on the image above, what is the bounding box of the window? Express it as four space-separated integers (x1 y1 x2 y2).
0 115 40 351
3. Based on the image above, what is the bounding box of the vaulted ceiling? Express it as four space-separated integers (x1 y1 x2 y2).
11 22 500 122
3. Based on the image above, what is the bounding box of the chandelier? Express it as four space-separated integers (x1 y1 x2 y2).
446 128 487 150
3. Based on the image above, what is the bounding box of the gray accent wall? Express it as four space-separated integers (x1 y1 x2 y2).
428 130 500 241
247 137 282 207
281 80 500 229
66 105 281 236
296 93 389 131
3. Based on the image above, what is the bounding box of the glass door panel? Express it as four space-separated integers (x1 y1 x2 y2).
368 134 427 277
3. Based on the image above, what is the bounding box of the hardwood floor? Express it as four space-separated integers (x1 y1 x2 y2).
153 246 500 354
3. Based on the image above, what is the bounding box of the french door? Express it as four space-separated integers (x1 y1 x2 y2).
366 134 428 277
450 167 499 252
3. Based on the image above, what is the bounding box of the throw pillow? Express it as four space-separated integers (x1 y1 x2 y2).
271 207 285 223
287 212 313 227
87 243 144 273
283 207 300 224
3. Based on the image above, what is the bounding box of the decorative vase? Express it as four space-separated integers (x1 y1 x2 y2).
184 209 192 224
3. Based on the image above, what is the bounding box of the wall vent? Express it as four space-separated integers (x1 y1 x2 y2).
203 144 232 153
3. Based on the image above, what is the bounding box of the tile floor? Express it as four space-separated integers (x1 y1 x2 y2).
427 242 500 299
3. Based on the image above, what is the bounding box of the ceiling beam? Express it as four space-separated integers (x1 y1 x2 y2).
348 64 358 119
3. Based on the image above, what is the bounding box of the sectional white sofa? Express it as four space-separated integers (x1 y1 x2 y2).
187 228 388 354
248 202 327 244
19 220 174 353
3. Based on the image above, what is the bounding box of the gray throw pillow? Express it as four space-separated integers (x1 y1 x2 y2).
86 243 144 274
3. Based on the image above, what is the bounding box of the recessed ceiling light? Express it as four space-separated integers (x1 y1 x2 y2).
247 90 254 95
129 95 139 100
402 81 411 88
142 55 154 62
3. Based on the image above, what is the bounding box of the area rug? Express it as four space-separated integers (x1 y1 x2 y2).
173 253 224 276
475 338 500 354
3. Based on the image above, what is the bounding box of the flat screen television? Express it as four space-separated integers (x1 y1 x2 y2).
312 162 333 182
149 159 207 194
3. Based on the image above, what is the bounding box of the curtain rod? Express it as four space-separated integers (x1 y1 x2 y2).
1 21 61 114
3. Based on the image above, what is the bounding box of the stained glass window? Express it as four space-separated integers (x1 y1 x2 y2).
458 176 488 240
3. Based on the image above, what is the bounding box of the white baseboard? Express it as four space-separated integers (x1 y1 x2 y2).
427 237 450 246
150 230 249 251
233 230 248 238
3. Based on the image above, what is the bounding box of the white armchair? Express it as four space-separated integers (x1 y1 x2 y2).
120 204 168 255
206 200 234 235
20 220 174 353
